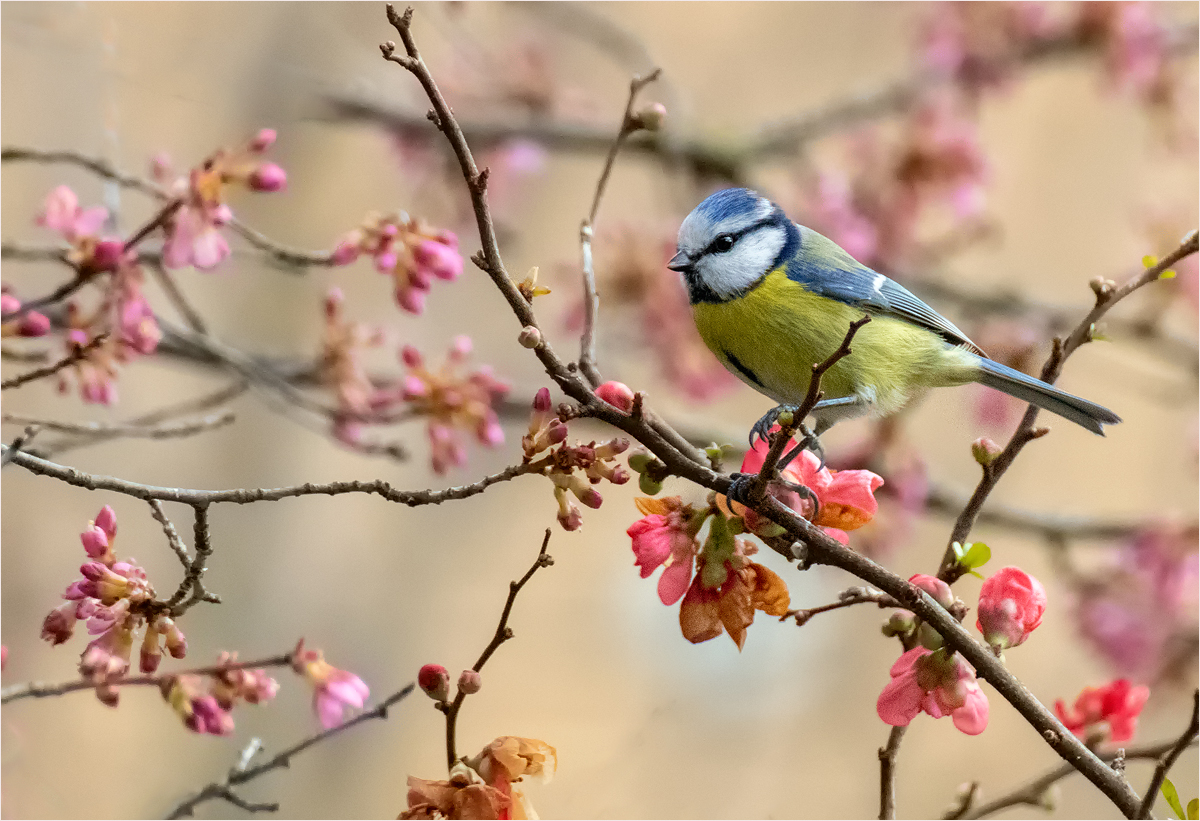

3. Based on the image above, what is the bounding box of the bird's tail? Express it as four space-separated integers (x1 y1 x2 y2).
976 358 1121 436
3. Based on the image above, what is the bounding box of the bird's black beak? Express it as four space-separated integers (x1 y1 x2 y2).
666 250 691 273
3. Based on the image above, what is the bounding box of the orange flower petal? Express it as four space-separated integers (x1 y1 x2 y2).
717 571 754 651
748 562 791 616
679 579 723 644
635 496 679 517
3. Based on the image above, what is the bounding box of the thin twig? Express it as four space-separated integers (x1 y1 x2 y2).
144 257 208 334
1137 690 1200 819
783 586 897 627
938 232 1199 581
147 499 191 569
0 425 40 467
0 653 293 705
3 411 235 440
577 67 661 388
1 333 109 391
879 725 907 820
165 684 416 818
443 528 553 769
166 504 218 614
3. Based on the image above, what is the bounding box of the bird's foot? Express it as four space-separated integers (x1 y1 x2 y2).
725 471 821 518
779 424 826 472
749 404 800 448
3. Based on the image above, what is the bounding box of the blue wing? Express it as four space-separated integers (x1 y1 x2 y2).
785 225 985 356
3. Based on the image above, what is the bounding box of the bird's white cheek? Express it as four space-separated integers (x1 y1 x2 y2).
705 231 784 298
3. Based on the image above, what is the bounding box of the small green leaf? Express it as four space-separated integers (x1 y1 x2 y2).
960 542 991 569
968 569 985 580
1186 797 1198 820
1162 778 1185 819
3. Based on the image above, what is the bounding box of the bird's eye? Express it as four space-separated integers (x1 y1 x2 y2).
713 234 736 253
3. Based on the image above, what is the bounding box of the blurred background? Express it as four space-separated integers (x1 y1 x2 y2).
2 2 1197 818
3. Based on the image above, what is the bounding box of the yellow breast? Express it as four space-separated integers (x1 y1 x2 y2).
690 269 978 413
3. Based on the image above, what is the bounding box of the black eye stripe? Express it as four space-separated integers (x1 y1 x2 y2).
700 218 776 257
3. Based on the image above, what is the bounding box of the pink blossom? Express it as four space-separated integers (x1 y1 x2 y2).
163 675 236 736
2 291 53 338
457 669 482 695
910 573 955 609
977 566 1046 650
250 128 277 152
737 434 883 543
291 639 370 729
37 186 108 242
162 198 231 270
1054 679 1149 744
627 507 699 605
800 172 880 262
877 647 989 735
413 237 463 281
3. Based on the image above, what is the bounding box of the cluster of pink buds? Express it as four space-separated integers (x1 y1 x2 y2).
523 388 630 530
291 639 370 729
331 211 463 314
398 337 509 474
1 289 51 338
417 663 481 704
36 185 126 275
160 652 278 736
155 128 287 270
41 506 185 705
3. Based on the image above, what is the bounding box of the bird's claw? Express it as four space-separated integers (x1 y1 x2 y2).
749 405 800 447
726 472 757 507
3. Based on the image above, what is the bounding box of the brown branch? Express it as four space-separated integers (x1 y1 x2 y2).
879 725 907 820
948 737 1199 820
1 333 109 391
938 232 1199 581
2 445 547 507
226 218 336 268
443 529 554 769
0 653 293 705
578 67 662 388
166 504 219 615
0 424 40 467
165 684 416 819
784 586 897 627
1137 690 1200 819
748 314 871 503
147 499 191 569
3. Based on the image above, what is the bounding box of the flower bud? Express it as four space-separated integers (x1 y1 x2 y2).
881 609 915 638
909 573 954 609
628 452 652 473
418 663 450 702
91 239 126 272
595 381 635 413
631 102 667 132
457 669 482 695
518 325 542 349
977 566 1046 651
639 473 664 495
916 621 945 651
401 345 423 369
971 437 1001 466
250 128 277 152
18 312 51 337
249 163 287 192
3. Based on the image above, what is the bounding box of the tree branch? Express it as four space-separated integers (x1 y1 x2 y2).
1137 690 1200 819
1 333 109 391
879 725 907 820
165 684 416 818
442 528 553 769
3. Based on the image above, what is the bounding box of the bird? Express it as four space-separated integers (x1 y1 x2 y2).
667 187 1121 449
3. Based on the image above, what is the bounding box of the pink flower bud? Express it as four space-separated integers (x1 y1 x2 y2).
211 204 233 227
93 505 117 539
374 250 398 274
476 413 504 447
977 566 1046 650
448 335 472 362
247 162 287 194
140 628 162 673
401 375 429 401
91 239 125 272
41 602 77 645
532 387 552 413
331 241 360 266
250 128 277 152
249 163 287 192
909 573 954 609
457 669 482 695
2 293 21 313
400 345 423 369
575 486 603 509
413 239 463 281
595 380 635 413
164 621 188 659
18 312 51 337
396 286 426 314
546 418 568 445
418 664 450 702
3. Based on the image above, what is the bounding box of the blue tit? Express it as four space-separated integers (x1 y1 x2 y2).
667 187 1120 439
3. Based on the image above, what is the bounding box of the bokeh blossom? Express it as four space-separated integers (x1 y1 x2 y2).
877 646 989 735
331 211 462 314
157 128 287 271
318 287 390 445
977 566 1046 651
400 337 510 474
1054 679 1150 744
1 290 51 338
291 638 370 729
160 653 278 736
